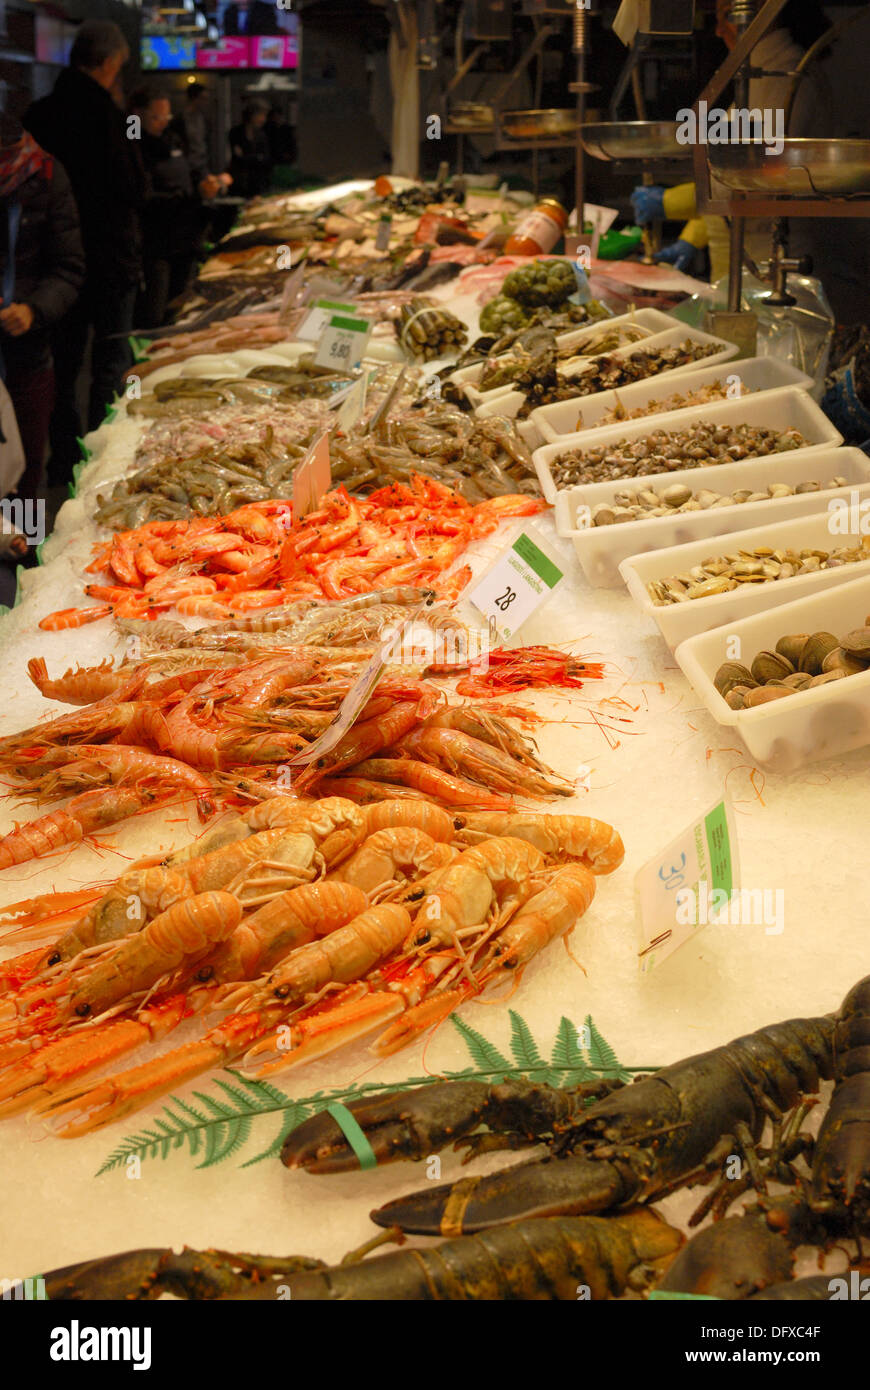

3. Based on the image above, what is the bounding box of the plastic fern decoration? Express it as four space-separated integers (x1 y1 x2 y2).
97 1011 654 1177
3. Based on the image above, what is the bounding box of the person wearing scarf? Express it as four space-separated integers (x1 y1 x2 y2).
0 120 84 503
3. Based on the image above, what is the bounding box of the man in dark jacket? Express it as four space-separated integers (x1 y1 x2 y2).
132 88 221 329
25 19 144 477
0 118 84 500
223 1 280 37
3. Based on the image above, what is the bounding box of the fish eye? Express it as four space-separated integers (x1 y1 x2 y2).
75 1003 91 1017
47 952 61 966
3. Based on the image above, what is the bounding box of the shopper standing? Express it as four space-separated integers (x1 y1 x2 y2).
228 102 272 199
132 88 221 330
0 117 84 501
24 19 144 481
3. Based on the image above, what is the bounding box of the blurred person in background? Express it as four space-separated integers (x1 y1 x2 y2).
131 88 223 330
228 101 272 198
265 106 296 168
630 0 829 278
223 1 280 37
0 115 84 508
174 82 211 189
25 19 144 482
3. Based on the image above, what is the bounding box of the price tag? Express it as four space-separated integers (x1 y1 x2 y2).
467 529 564 641
284 608 425 771
278 260 308 322
335 372 371 433
285 645 387 769
637 798 741 973
292 431 331 521
313 313 372 371
375 215 392 252
295 298 358 343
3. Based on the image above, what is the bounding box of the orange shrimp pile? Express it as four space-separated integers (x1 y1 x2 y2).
39 480 545 630
0 647 574 875
0 798 624 1137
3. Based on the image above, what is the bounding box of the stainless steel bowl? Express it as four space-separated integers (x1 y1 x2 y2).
500 108 579 141
580 121 686 162
708 139 870 196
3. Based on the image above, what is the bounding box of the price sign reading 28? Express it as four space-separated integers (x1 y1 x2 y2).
468 531 564 640
313 314 372 371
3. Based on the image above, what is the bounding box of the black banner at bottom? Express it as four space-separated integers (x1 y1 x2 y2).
2 1291 866 1377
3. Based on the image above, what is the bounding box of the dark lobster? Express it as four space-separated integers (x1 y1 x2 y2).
659 975 870 1299
282 1014 835 1235
42 1211 682 1301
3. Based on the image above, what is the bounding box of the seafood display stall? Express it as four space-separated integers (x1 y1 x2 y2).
2 173 870 1314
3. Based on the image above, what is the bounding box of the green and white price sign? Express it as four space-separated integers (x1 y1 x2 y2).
295 298 359 343
468 529 564 641
313 313 372 371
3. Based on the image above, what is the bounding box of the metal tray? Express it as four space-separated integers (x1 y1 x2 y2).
447 103 495 132
580 121 686 162
709 139 870 196
500 108 579 141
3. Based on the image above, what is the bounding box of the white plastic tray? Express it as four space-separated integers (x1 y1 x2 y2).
553 443 865 588
674 572 870 770
448 307 675 391
620 502 870 650
530 354 814 443
535 385 842 506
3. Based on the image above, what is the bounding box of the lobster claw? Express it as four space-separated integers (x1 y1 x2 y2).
281 1080 497 1174
44 1249 170 1301
370 1153 628 1236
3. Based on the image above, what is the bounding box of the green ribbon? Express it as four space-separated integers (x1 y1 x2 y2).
35 541 45 566
75 437 90 463
14 564 23 606
648 1291 721 1301
325 1103 377 1171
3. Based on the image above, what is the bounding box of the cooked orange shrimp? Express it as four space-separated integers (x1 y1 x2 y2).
38 903 413 1134
407 836 546 950
2 890 241 1034
374 865 597 1057
249 902 412 1007
197 881 370 990
242 796 367 866
452 811 625 875
38 604 113 631
0 788 155 872
26 657 136 706
331 828 455 900
362 799 454 841
423 706 549 774
395 727 571 799
62 890 242 1021
294 698 435 792
16 743 216 820
342 758 513 810
39 867 193 968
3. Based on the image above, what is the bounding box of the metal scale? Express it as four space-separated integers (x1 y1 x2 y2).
441 0 593 191
577 0 695 260
690 0 870 354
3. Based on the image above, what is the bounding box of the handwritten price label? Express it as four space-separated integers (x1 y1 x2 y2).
313 314 372 371
467 529 563 641
637 798 740 973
